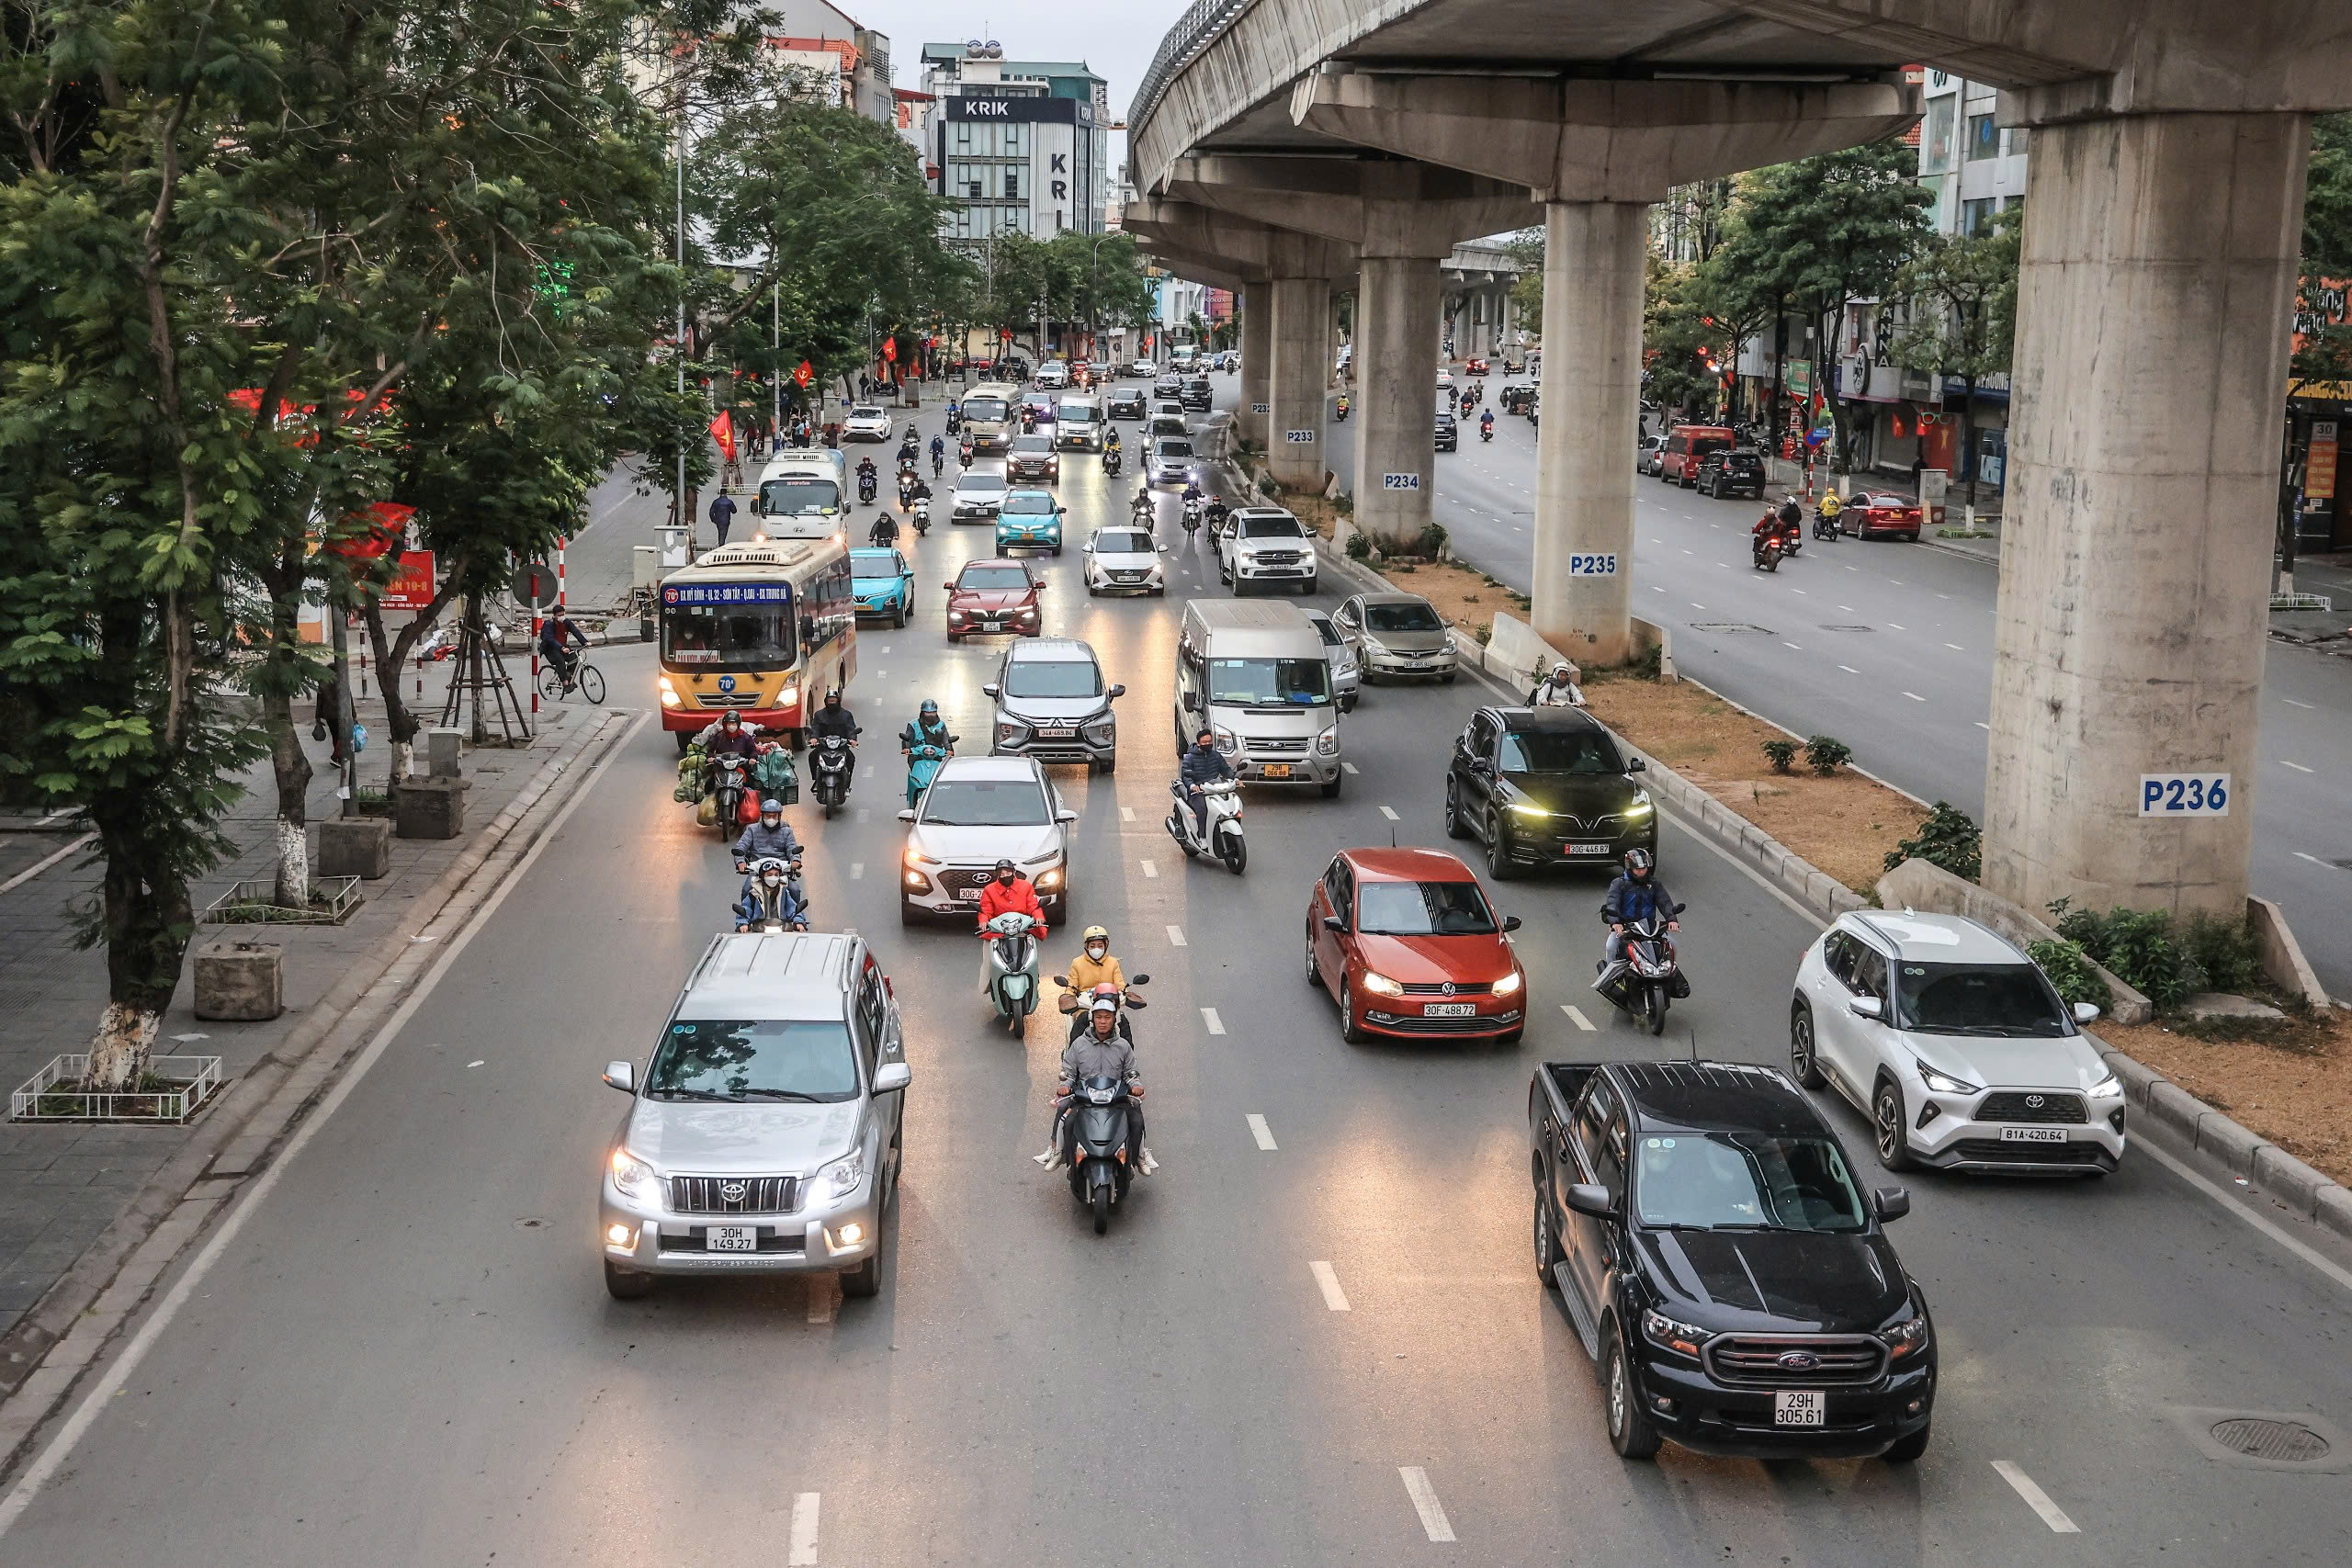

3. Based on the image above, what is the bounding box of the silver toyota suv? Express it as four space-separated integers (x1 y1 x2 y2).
600 933 910 1301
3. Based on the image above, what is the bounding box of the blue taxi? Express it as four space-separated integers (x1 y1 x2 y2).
850 547 914 626
995 490 1066 557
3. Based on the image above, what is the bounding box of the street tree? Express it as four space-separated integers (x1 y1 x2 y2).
1886 211 2020 501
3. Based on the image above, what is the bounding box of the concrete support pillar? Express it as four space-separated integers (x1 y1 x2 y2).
1352 254 1443 549
1531 199 1648 665
1239 288 1271 449
1267 276 1331 491
1982 111 2312 920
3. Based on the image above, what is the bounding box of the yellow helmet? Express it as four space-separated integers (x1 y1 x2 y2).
1081 925 1110 945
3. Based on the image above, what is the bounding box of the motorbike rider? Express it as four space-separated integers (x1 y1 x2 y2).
855 456 878 500
930 434 945 476
900 697 953 758
732 857 807 931
1479 407 1496 439
1036 990 1148 1171
1531 660 1585 708
904 472 933 513
1103 429 1123 461
868 510 899 548
701 710 761 769
1753 497 1802 555
808 690 861 788
1817 490 1843 532
1600 848 1679 974
977 856 1047 991
1178 726 1238 841
1060 926 1129 1042
730 795 806 915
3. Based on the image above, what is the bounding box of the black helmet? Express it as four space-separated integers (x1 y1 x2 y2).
920 697 940 717
823 690 842 710
994 857 1017 874
1623 848 1653 879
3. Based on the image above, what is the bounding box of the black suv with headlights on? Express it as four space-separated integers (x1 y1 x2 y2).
1444 707 1656 880
1529 1058 1935 1463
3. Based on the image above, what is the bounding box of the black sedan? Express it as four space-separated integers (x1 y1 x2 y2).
1106 386 1147 420
1443 706 1657 880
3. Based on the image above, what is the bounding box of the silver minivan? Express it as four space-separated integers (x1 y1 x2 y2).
599 933 909 1301
988 637 1124 772
1174 600 1342 797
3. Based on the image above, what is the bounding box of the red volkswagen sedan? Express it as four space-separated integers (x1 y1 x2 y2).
1847 491 1925 541
944 558 1043 642
1305 848 1527 1043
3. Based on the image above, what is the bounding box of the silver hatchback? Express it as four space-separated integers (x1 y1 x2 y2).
600 934 910 1301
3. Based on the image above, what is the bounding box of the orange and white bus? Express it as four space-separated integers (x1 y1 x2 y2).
657 537 856 751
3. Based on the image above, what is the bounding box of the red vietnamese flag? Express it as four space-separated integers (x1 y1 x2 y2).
793 359 814 389
326 501 415 561
709 409 736 464
881 336 898 363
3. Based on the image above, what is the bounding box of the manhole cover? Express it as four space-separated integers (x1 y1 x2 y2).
1689 622 1774 636
1818 624 1874 633
2211 1417 2330 1462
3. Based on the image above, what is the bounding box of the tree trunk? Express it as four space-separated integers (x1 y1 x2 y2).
266 686 311 908
362 552 469 795
84 808 195 1093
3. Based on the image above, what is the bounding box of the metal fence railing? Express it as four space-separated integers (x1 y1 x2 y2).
1127 0 1255 150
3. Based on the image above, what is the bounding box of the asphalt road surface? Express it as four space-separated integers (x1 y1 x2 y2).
1320 383 2352 999
5 393 2350 1566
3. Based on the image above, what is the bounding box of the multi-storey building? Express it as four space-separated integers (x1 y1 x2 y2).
916 41 1111 242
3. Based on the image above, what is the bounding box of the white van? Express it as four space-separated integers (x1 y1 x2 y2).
1054 396 1104 452
751 453 846 538
1174 600 1342 796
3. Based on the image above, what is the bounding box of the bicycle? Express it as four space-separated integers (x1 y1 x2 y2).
537 658 606 705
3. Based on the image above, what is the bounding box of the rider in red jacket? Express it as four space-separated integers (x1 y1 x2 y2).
975 858 1046 933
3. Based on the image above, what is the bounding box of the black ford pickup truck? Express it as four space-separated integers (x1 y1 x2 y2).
1529 1059 1935 1462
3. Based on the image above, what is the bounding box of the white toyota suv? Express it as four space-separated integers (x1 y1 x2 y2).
1789 910 2123 1176
1216 505 1317 595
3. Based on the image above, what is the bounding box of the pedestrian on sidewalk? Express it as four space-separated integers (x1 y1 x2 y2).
709 491 737 547
314 673 348 764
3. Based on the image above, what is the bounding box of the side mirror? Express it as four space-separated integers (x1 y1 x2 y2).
1626 757 1646 773
1849 996 1884 1021
944 581 957 592
1106 684 1125 699
1034 578 1048 591
603 1061 635 1094
1182 693 1202 714
981 683 1000 698
1872 1186 1911 1223
896 808 916 823
1502 916 1522 932
1321 915 1345 933
873 1061 912 1095
1055 808 1078 824
1130 974 1150 986
1565 1182 1615 1220
2072 1001 2103 1024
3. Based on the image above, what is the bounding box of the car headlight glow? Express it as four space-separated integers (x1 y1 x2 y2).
1492 970 1522 997
1642 1309 1710 1358
1360 970 1404 997
1915 1060 1981 1097
609 1147 657 1197
2088 1069 2123 1100
819 1147 866 1198
1508 800 1550 818
1624 789 1654 818
1880 1313 1930 1359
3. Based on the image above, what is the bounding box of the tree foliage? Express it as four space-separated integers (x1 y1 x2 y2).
1886 210 2019 491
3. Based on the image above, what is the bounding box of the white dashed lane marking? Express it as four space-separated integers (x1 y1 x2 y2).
1247 1113 1277 1150
1167 924 1188 946
1201 1008 1226 1035
1838 665 1860 675
2285 698 2316 709
1562 1005 1596 1032
2281 761 2314 773
1343 761 1361 774
788 1493 822 1563
1310 1261 1351 1311
1379 806 1400 821
1120 806 1136 822
850 863 864 880
1902 692 1926 702
1399 1468 1457 1543
1139 858 1159 879
1992 1461 2079 1534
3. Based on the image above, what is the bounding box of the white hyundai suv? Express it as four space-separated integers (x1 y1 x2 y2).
897 756 1076 927
1789 911 2123 1176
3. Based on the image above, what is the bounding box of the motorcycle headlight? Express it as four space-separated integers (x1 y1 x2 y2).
1642 1308 1710 1359
1315 730 1340 756
1360 970 1404 997
1492 970 1522 997
1915 1060 1981 1097
819 1147 866 1198
609 1146 657 1198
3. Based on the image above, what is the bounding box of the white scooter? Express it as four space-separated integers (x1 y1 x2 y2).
1166 778 1245 874
980 909 1043 1036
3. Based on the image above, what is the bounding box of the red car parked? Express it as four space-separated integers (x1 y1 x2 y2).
1464 356 1490 376
1305 848 1527 1043
1846 491 1925 541
944 558 1043 643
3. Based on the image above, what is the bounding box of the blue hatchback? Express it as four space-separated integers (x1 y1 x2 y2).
995 490 1065 557
850 547 914 626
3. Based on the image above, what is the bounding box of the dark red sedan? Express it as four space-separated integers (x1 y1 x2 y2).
1305 848 1527 1043
1847 491 1925 541
944 558 1043 642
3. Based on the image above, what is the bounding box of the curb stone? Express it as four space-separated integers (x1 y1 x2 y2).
0 710 633 1478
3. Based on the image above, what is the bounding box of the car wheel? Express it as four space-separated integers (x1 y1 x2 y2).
894 600 907 628
839 1212 884 1299
946 632 961 644
1443 779 1468 840
1883 1424 1931 1464
603 1259 654 1300
1087 583 1099 596
1305 926 1323 987
1532 1180 1564 1280
1790 1001 1826 1089
1319 774 1342 799
674 731 694 756
899 898 922 928
1340 975 1369 1044
1873 1077 1917 1171
1604 1331 1663 1460
1441 672 1456 685
1485 814 1519 881
1094 754 1116 776
1905 531 1920 543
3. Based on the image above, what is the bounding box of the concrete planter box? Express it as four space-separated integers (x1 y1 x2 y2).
194 939 285 1021
318 817 393 880
396 777 469 840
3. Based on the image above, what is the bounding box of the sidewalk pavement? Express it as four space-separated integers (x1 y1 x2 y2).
0 681 609 1357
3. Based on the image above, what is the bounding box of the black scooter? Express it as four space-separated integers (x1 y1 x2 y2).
1593 906 1688 1035
1753 533 1787 572
809 734 854 818
1063 1073 1141 1234
1103 446 1123 477
856 471 877 505
1813 505 1842 541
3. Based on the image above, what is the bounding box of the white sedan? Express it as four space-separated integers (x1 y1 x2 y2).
844 406 895 443
1083 524 1166 597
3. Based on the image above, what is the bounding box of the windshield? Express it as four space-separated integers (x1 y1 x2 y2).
920 777 1050 826
1011 436 1052 454
1240 515 1306 539
1155 440 1194 458
1354 880 1498 937
662 599 796 671
1500 728 1623 774
1002 493 1056 517
1633 1133 1868 1234
1206 657 1330 707
1093 529 1153 554
1364 601 1443 633
1061 405 1098 423
1894 962 2072 1036
1306 615 1342 649
758 477 840 517
850 407 883 421
1689 437 1730 459
957 473 1008 496
964 397 1009 422
850 550 902 577
646 1019 859 1102
1004 659 1102 699
957 564 1033 592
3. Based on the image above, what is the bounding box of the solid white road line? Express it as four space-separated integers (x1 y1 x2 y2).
1201 1007 1226 1035
0 713 650 1542
1562 1005 1596 1032
1139 858 1159 878
1379 806 1400 821
0 831 94 896
1343 761 1360 775
1838 665 1860 675
1166 924 1187 946
2134 1135 2352 1296
2281 760 2314 773
1309 1261 1351 1312
2296 851 2327 865
2284 698 2316 709
1247 1113 1277 1151
1991 1461 2079 1534
1974 721 1991 729
1120 806 1136 822
850 862 864 880
1398 1467 1457 1543
788 1491 823 1564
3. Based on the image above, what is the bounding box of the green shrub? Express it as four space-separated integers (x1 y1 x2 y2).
1256 472 1277 498
1761 738 1798 773
2026 939 2112 1011
1344 531 1371 560
2180 913 2262 994
1882 801 1982 882
1332 491 1353 516
1627 642 1663 680
2048 900 2223 1011
1803 735 1851 777
1416 520 1450 559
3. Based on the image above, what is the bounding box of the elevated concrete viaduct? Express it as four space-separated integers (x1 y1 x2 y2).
1127 0 2352 935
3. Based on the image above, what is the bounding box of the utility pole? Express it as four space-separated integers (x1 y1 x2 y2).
675 80 688 536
